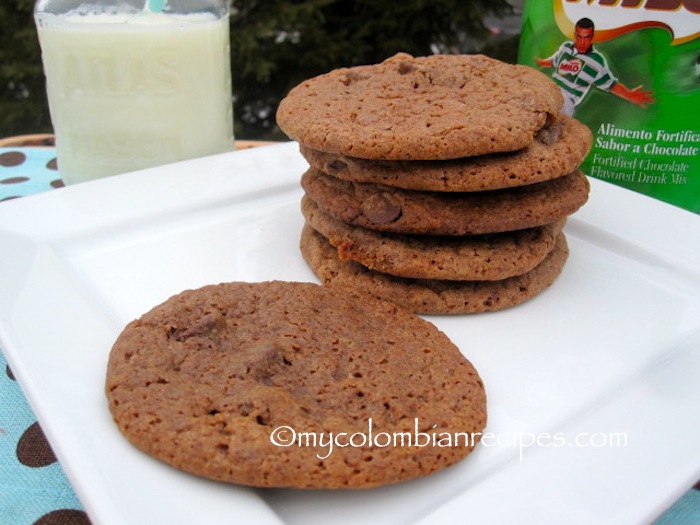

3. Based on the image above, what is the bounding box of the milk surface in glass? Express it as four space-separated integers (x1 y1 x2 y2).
35 4 233 184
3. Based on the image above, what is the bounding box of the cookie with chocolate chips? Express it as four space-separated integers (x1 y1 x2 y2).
277 52 564 160
299 115 591 191
106 281 487 488
300 225 570 315
302 196 565 281
301 168 589 235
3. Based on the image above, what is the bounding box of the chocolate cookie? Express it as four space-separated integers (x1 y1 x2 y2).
106 281 487 488
300 115 592 191
301 225 569 315
302 196 565 281
301 168 589 235
277 53 563 160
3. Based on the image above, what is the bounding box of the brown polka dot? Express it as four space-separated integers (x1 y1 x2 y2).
1 176 30 185
51 179 65 189
17 421 57 467
6 364 15 380
33 509 92 525
0 151 27 167
47 157 58 170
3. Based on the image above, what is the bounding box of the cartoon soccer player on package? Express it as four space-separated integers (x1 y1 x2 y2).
536 18 655 116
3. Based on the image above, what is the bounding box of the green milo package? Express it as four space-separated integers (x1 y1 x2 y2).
518 0 700 214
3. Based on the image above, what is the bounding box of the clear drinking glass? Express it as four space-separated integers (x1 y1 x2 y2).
34 0 234 185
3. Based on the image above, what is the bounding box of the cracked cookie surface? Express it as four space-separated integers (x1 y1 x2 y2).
106 281 487 488
302 196 565 281
301 168 589 235
277 53 563 160
301 225 569 315
299 114 591 191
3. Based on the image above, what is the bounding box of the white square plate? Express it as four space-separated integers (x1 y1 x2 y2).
1 142 699 524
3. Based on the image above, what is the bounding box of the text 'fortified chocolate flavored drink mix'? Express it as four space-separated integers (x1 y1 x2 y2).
519 0 700 213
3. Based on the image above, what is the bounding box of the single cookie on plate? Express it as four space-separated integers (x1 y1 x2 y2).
299 114 592 192
301 168 589 235
106 281 487 489
302 195 565 281
277 53 563 160
300 225 569 315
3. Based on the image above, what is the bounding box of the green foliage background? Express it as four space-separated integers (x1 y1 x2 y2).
1 0 519 140
0 0 50 137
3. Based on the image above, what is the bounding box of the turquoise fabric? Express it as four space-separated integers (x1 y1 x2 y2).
0 148 63 202
0 148 89 523
0 352 86 524
655 490 700 525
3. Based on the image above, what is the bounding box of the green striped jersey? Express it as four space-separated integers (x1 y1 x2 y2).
548 42 617 107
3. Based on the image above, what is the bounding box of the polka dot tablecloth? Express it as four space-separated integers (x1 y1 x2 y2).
0 148 64 202
1 147 90 524
1 146 699 525
0 353 89 525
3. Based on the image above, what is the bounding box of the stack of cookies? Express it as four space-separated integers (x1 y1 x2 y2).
276 53 592 315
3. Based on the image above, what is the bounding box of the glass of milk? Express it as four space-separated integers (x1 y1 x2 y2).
34 0 234 185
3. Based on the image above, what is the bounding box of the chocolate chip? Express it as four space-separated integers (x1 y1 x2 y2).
360 193 402 224
340 70 369 86
326 159 348 174
536 121 563 145
398 62 416 75
170 312 224 341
